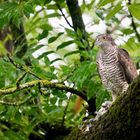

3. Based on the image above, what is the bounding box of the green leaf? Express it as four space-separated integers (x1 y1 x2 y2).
0 41 7 56
40 23 53 30
45 0 52 4
122 28 133 35
76 28 83 38
48 32 64 43
0 2 18 10
0 18 8 29
37 30 48 40
60 65 72 75
12 10 22 28
98 0 115 7
64 50 80 58
33 0 51 5
12 57 25 66
54 0 65 4
23 2 34 18
128 4 140 20
0 2 21 27
56 40 74 51
87 81 100 99
65 28 77 38
37 51 55 59
32 66 56 80
50 58 63 64
52 90 67 99
27 45 44 55
50 97 57 105
95 10 104 20
71 61 96 89
73 40 85 48
44 56 50 66
47 13 60 18
105 3 122 20
47 4 57 10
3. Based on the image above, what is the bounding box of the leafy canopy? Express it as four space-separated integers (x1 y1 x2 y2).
0 0 140 139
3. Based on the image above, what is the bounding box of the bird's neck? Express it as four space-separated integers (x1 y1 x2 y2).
101 45 117 54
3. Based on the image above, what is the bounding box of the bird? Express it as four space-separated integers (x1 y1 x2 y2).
95 34 138 101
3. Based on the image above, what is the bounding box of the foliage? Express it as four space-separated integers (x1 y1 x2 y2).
0 0 140 139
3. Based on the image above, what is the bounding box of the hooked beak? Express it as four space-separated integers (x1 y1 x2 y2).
95 38 101 47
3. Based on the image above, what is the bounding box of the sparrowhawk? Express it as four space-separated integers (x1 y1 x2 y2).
95 34 138 101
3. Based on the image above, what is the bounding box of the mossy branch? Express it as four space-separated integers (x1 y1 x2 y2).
0 79 87 101
0 96 32 106
65 75 140 140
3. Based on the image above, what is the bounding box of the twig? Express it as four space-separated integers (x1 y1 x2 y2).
56 4 73 28
33 7 45 20
61 93 72 126
0 96 32 106
38 83 43 95
16 72 27 89
7 56 42 80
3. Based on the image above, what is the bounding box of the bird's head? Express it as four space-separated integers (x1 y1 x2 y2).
95 34 116 51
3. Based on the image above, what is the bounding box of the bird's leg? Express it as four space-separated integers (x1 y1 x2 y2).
122 83 129 93
94 100 112 120
112 94 117 102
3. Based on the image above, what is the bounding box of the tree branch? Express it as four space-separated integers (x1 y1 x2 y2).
66 0 90 53
65 75 140 140
0 79 87 101
0 96 32 106
128 0 140 42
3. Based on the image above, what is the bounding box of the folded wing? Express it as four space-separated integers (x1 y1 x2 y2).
118 48 138 84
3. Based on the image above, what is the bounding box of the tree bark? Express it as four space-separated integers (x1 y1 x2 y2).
64 75 140 140
0 26 13 54
66 0 96 115
66 0 90 53
0 23 29 58
10 23 28 59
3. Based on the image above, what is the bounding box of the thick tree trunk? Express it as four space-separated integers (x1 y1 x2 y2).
64 75 140 140
66 0 90 55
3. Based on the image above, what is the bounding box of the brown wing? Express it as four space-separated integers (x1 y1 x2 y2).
118 48 138 84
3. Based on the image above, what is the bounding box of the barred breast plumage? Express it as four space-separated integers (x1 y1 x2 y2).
95 34 138 101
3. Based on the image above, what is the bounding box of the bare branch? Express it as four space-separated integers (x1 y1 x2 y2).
56 4 73 28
